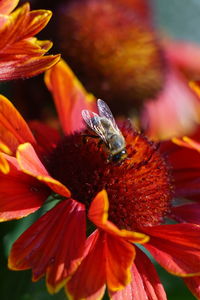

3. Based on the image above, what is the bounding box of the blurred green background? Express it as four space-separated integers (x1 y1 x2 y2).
153 0 200 42
1 0 200 299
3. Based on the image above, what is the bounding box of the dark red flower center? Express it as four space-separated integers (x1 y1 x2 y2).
47 122 173 231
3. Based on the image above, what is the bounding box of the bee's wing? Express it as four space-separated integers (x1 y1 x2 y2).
82 110 108 144
97 99 120 132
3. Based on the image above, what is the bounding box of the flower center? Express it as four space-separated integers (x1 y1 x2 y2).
47 122 173 230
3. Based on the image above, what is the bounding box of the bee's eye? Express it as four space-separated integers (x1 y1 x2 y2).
121 150 126 155
111 150 127 162
111 153 121 162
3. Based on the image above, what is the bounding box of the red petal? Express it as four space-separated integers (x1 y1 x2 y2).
16 143 71 198
0 154 49 221
160 139 200 201
172 204 200 224
29 121 60 155
88 190 149 244
143 224 200 276
0 95 36 153
184 276 200 299
142 69 200 140
111 247 167 300
67 229 135 298
44 59 96 135
9 199 86 293
66 230 106 300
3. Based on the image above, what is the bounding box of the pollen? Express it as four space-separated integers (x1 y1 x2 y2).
47 122 173 230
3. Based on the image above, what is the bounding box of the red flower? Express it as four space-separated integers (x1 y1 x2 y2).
0 0 60 80
1 60 200 299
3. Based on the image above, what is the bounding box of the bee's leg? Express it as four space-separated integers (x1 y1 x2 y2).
81 134 100 144
97 139 104 149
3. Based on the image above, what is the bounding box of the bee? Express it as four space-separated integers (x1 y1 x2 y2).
82 99 127 162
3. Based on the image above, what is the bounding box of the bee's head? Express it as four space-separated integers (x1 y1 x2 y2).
110 149 127 163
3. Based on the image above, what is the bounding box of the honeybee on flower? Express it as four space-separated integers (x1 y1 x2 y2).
82 99 127 162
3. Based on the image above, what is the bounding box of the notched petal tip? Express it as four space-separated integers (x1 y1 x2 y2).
89 190 149 244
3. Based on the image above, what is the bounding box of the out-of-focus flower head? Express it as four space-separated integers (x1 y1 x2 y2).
53 0 200 140
1 60 200 299
57 0 165 114
0 0 60 80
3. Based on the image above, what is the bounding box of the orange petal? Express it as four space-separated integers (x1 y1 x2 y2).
0 142 12 173
173 136 200 152
0 0 19 14
19 8 52 40
111 247 167 300
16 143 71 198
88 190 149 244
0 54 61 80
0 15 8 27
0 4 52 48
0 95 36 152
0 4 60 79
143 224 200 277
9 199 86 293
2 38 53 56
105 233 136 292
0 154 49 221
0 152 9 173
0 3 30 50
44 59 96 135
0 141 12 154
